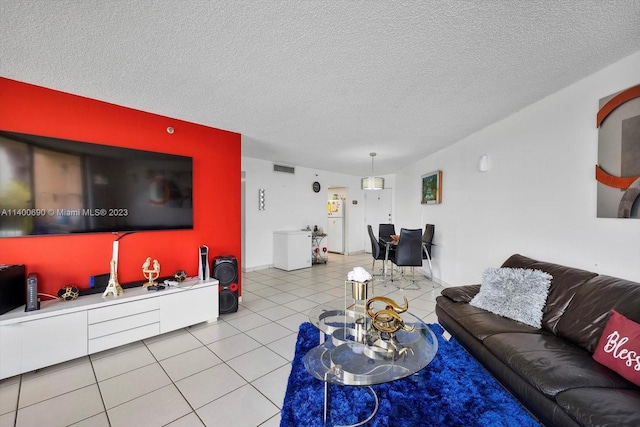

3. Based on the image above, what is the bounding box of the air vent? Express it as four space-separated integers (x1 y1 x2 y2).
273 164 295 174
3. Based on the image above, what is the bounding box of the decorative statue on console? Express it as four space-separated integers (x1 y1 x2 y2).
142 257 164 291
102 259 124 297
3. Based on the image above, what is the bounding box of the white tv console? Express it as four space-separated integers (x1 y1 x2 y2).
0 278 219 380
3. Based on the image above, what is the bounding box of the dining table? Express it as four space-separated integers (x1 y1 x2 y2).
379 233 434 282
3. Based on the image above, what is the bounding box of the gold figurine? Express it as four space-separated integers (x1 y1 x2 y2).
142 257 161 288
366 296 415 334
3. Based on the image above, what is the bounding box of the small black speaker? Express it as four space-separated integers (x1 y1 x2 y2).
212 256 238 286
212 256 239 314
219 283 239 314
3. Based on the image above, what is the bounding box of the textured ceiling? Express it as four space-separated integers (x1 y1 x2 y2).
1 1 639 176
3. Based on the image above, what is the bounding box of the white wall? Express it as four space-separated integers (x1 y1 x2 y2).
395 50 640 286
242 157 395 270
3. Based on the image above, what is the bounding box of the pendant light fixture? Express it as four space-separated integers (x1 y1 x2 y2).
361 152 385 190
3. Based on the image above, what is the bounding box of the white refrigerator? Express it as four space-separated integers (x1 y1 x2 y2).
327 200 345 254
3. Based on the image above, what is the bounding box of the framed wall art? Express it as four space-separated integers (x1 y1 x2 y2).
596 83 640 218
421 170 442 204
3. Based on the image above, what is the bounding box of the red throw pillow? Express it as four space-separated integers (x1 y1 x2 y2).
593 310 640 386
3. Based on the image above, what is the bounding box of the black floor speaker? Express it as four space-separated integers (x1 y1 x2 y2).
212 256 239 314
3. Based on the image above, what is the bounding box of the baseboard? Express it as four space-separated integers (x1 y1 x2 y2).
346 250 365 255
415 266 451 287
242 264 273 273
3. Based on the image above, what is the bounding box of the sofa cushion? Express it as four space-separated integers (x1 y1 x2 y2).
555 387 640 427
436 296 543 341
440 284 480 302
483 332 634 398
501 254 597 334
556 275 640 353
593 310 640 386
470 267 551 328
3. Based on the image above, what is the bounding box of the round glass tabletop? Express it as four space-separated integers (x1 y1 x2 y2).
304 300 438 386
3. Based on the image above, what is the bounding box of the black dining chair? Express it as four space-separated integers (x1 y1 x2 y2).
389 228 423 289
378 224 396 242
422 224 435 280
367 225 387 276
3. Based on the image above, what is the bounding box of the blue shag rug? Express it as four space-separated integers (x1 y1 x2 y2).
280 322 540 427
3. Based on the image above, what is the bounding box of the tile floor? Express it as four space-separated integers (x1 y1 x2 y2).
0 253 443 427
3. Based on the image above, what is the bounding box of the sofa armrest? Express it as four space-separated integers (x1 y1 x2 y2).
441 284 481 302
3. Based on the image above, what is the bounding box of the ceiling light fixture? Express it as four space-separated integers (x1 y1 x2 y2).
361 152 385 190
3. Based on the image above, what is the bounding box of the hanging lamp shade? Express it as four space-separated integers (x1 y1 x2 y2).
361 176 385 190
361 152 385 190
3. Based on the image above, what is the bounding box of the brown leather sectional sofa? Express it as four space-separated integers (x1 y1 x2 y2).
435 254 640 427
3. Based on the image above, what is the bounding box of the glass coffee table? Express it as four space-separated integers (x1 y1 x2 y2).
304 299 438 426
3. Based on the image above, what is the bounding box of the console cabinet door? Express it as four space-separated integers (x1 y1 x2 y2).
0 322 23 379
160 286 218 333
0 311 87 378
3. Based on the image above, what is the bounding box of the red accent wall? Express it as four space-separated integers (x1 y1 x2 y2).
0 77 241 297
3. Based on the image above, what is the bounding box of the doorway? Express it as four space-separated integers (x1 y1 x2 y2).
363 189 393 253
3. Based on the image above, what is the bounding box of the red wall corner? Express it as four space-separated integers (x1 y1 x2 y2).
0 77 242 297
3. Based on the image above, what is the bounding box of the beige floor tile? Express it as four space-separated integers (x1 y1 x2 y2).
257 277 286 287
145 330 203 361
244 323 293 345
266 292 299 305
15 385 103 427
251 287 282 298
69 411 110 427
270 282 300 292
283 297 318 312
175 364 246 409
305 292 338 304
241 297 278 313
160 346 222 382
19 360 95 408
255 305 298 322
0 376 20 388
91 344 156 381
251 364 291 408
142 328 185 345
207 333 261 361
287 286 318 297
217 308 251 321
89 340 144 361
165 412 205 427
424 311 439 324
99 363 171 409
20 355 90 380
224 312 271 332
107 384 191 427
226 347 287 382
266 333 298 361
188 320 241 345
276 312 309 332
0 380 19 416
0 412 15 427
324 287 346 297
196 384 279 427
259 414 282 427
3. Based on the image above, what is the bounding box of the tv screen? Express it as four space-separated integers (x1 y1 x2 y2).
0 131 193 237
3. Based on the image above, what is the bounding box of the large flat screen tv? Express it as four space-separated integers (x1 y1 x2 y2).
0 131 193 237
